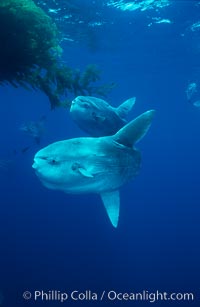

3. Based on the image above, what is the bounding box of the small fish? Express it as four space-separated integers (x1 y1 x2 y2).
20 116 46 144
193 100 200 108
70 96 136 136
186 82 197 102
32 109 155 228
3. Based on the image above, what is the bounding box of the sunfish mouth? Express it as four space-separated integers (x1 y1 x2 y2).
32 162 37 169
71 96 81 104
32 157 40 170
70 99 78 111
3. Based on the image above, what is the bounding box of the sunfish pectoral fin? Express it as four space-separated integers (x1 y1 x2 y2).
114 109 155 147
100 190 120 228
78 167 94 178
92 112 106 123
116 97 136 118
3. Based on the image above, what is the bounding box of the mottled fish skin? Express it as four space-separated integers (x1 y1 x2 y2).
70 96 136 137
32 110 155 228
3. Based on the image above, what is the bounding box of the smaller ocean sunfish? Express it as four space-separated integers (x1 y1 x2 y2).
70 96 136 136
20 116 46 144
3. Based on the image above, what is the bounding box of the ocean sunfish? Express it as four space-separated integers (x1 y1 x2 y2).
32 110 155 228
70 95 136 136
20 116 46 144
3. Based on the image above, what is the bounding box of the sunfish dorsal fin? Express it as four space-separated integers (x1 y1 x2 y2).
114 109 155 147
100 190 120 228
116 97 136 118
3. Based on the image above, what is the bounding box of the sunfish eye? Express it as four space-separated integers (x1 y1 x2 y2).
50 159 57 165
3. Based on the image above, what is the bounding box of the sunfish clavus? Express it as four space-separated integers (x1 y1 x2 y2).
70 95 136 136
32 110 155 227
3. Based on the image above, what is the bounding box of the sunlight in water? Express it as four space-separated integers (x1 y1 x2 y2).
107 0 171 11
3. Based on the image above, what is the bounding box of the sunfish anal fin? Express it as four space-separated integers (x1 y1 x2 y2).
100 190 120 228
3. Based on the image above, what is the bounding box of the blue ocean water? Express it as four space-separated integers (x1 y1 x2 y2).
0 0 200 306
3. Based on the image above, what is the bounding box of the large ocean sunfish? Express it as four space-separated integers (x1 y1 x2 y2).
70 95 136 136
32 110 155 228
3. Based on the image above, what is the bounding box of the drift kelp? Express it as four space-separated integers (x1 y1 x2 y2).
0 0 114 108
0 1 60 86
